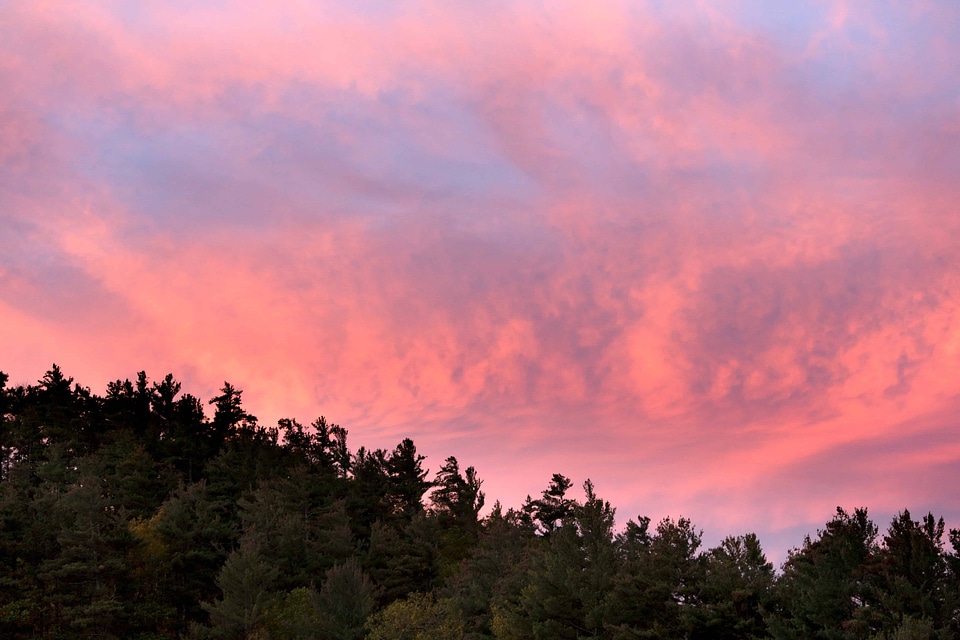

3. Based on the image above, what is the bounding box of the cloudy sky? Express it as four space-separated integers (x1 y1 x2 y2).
2 0 959 559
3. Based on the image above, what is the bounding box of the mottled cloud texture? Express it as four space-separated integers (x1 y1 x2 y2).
2 0 959 559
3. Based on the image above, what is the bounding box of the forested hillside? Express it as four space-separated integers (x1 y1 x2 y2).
1 366 958 639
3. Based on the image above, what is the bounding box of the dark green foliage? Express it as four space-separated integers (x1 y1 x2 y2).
866 511 953 638
209 382 258 441
432 456 486 571
522 473 574 537
280 416 351 477
366 514 441 605
605 515 707 639
262 587 325 640
347 438 431 541
36 460 134 638
769 507 878 640
262 560 375 640
202 541 279 639
499 480 618 638
445 502 533 639
204 384 283 508
697 533 775 639
432 457 485 528
386 438 432 520
316 559 376 639
152 480 238 633
2 365 959 640
237 470 353 591
150 375 210 481
347 446 392 539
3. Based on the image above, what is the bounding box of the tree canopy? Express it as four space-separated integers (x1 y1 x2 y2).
1 365 959 639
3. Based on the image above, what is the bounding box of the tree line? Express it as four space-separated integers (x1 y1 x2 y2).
1 365 958 639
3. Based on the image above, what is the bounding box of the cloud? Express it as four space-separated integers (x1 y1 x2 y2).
1 0 959 558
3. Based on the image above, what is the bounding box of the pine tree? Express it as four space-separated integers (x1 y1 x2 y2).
431 456 485 571
203 541 279 639
768 507 877 640
867 511 951 636
522 474 574 537
445 502 534 639
496 480 617 639
697 533 774 639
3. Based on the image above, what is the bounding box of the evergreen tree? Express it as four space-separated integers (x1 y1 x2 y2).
152 481 237 632
202 541 279 639
102 371 152 441
280 416 351 478
261 587 325 640
347 446 392 541
6 365 960 640
431 456 486 571
36 455 136 638
203 415 286 538
769 507 878 640
446 502 534 639
150 374 209 481
209 383 258 438
866 511 951 637
237 469 353 592
432 457 486 532
348 439 431 540
605 515 705 639
315 559 376 640
366 514 440 606
522 474 574 537
386 438 432 520
262 559 375 640
494 479 617 639
697 533 775 639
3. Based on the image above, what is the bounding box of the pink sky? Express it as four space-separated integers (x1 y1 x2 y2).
2 0 959 560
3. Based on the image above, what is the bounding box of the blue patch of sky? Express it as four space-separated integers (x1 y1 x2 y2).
7 262 129 328
543 96 769 204
741 0 948 101
655 1 924 101
107 1 155 31
541 100 652 197
0 217 48 273
252 82 539 212
109 0 231 28
0 224 107 316
60 79 538 236
61 118 276 228
637 0 826 53
109 0 429 42
726 1 828 48
331 0 410 20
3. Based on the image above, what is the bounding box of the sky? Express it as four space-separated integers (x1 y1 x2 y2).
2 0 959 562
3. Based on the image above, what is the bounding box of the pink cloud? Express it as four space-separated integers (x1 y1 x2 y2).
2 0 959 558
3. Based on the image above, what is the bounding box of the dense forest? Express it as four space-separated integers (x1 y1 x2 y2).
1 366 958 639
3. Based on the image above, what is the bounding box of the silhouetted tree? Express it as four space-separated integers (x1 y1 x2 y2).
522 473 574 537
202 540 279 639
697 533 775 639
4 366 960 640
445 502 533 639
431 456 485 570
501 480 617 638
866 510 951 637
769 507 878 640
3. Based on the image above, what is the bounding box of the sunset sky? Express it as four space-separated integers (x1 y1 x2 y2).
2 1 959 560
